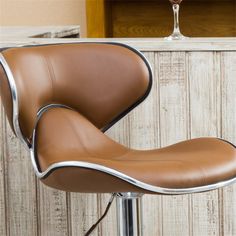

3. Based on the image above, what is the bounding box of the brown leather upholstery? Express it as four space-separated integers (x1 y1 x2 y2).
1 43 236 194
0 66 14 133
0 43 150 141
37 107 236 192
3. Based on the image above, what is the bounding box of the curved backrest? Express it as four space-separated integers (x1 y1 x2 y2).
0 43 152 145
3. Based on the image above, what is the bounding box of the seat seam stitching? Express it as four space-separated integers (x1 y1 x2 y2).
41 54 54 102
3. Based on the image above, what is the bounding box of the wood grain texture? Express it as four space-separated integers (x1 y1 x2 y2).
2 38 236 52
140 52 162 236
86 0 112 37
221 51 236 236
38 184 69 236
1 48 236 236
70 193 99 236
88 0 236 38
188 52 221 236
128 52 162 236
3 120 38 236
0 104 7 236
158 52 190 236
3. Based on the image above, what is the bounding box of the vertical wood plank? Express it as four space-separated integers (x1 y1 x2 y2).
158 51 190 236
70 193 99 236
86 0 112 37
39 184 69 236
221 51 236 236
128 52 159 150
4 122 38 236
98 193 117 236
189 51 221 236
0 104 7 236
141 52 162 236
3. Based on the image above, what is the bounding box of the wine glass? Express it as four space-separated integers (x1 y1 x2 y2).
165 0 187 40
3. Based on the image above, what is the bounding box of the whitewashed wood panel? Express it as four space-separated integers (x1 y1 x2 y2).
158 51 190 236
0 49 236 236
38 184 69 236
188 52 221 236
4 122 38 236
70 193 99 236
98 194 117 236
0 104 7 236
221 51 236 236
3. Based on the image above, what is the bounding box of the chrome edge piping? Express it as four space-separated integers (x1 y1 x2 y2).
30 103 74 175
36 104 73 122
30 159 236 195
0 53 30 148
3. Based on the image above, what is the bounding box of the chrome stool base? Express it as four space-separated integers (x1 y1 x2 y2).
116 193 143 236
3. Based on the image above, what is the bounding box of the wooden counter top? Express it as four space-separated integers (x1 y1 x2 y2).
0 37 236 51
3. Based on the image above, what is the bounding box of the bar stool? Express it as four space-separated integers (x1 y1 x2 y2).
0 43 236 236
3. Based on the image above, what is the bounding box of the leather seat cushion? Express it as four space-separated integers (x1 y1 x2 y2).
35 107 236 193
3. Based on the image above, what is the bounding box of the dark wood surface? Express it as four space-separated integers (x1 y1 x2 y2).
86 0 236 37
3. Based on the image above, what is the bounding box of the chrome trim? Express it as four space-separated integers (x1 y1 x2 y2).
0 53 30 148
36 103 73 121
117 192 144 199
29 158 236 195
30 103 73 174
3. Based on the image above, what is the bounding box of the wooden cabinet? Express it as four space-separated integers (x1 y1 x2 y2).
86 0 236 37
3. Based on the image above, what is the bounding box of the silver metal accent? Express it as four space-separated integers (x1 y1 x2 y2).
36 103 73 122
30 103 73 176
29 158 236 194
117 192 144 199
116 192 143 236
0 53 30 148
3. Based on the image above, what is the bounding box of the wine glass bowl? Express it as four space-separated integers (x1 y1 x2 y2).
165 0 187 40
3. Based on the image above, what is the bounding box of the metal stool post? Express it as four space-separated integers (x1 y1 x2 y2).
116 193 143 236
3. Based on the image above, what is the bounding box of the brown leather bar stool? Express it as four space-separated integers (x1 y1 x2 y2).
0 43 236 236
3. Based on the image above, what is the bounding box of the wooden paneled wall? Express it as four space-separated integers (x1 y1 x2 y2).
1 50 236 236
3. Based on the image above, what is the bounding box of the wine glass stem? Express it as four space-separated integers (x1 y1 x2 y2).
172 4 181 34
